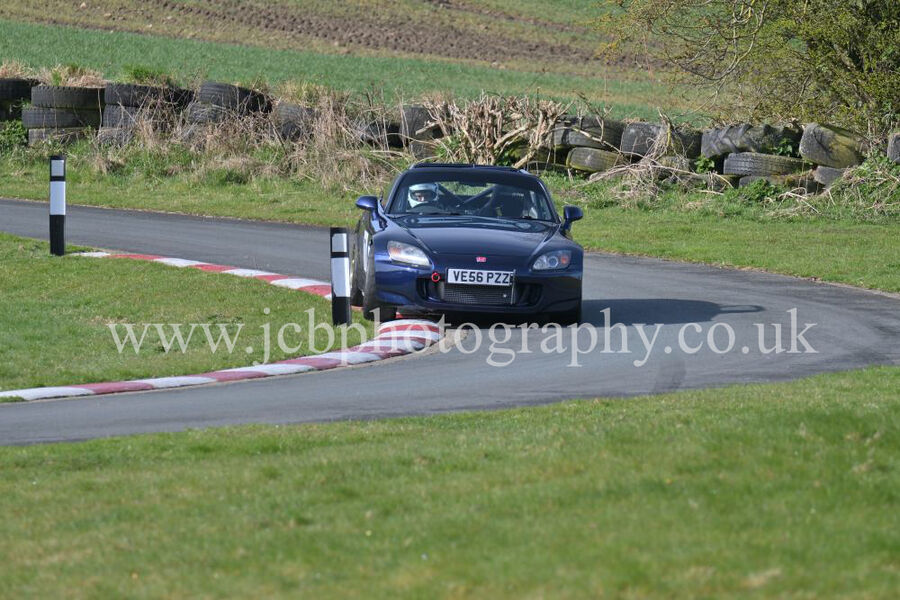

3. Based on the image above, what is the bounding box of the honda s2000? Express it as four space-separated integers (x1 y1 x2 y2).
350 163 584 323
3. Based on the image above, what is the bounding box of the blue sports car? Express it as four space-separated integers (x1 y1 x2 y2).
350 163 584 323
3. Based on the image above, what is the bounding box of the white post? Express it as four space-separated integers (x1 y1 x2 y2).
330 227 351 326
49 155 66 256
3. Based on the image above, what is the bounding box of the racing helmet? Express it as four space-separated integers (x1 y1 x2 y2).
408 183 438 207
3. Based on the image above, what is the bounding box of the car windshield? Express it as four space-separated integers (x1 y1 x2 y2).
388 171 556 221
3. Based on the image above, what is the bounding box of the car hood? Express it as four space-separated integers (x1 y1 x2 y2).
393 215 558 257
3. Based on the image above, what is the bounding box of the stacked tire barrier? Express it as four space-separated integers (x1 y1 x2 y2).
2 71 897 198
186 81 271 126
99 82 193 146
542 116 894 195
538 115 703 177
700 122 876 193
22 85 103 146
553 115 627 173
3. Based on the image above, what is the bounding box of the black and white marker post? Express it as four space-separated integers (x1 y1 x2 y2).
330 227 351 326
49 155 66 256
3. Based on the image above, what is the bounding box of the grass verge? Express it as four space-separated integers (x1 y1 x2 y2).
0 233 373 393
2 153 897 292
1 366 897 597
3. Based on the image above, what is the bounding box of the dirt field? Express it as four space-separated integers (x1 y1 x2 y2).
0 0 620 75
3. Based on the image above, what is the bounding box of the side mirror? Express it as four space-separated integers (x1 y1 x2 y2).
562 205 583 230
356 195 379 212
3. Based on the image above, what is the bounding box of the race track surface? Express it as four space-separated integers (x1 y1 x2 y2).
2 198 898 445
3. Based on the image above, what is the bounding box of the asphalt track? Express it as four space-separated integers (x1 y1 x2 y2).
1 197 898 445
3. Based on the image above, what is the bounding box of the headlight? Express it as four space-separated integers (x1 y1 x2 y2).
387 241 431 267
533 250 572 271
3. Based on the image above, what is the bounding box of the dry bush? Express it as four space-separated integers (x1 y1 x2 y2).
285 91 407 190
36 64 105 87
423 93 570 167
817 156 900 219
86 86 407 191
276 80 349 106
0 61 33 79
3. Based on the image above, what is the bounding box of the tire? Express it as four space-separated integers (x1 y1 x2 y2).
622 122 700 158
799 123 866 168
169 87 194 108
0 78 35 102
0 99 23 121
668 128 702 158
566 147 623 173
97 127 134 146
21 107 100 129
31 85 104 109
813 166 846 187
27 127 87 146
104 82 192 108
654 155 692 172
701 124 802 160
102 105 140 128
274 102 317 141
551 117 625 151
104 83 161 107
359 120 403 148
887 132 899 164
348 234 364 306
361 250 395 321
197 81 270 114
400 104 440 145
723 152 807 176
185 102 228 124
506 143 567 164
620 122 660 157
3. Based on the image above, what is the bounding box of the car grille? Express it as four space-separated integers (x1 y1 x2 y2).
418 280 542 307
439 283 515 306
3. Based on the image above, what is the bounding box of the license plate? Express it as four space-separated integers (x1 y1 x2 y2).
446 269 513 286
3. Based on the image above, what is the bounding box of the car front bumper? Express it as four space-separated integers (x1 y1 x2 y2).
373 253 582 316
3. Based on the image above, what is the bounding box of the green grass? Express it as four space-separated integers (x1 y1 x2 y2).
550 175 900 292
0 233 373 392
1 366 898 597
579 209 899 291
2 151 897 292
0 18 674 118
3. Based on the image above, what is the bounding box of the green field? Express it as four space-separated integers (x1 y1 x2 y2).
0 18 676 119
0 233 372 393
2 366 898 597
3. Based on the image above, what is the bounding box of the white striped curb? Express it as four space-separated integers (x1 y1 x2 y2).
67 251 334 298
133 376 220 388
0 253 444 402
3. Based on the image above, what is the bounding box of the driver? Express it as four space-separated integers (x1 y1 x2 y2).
408 182 439 208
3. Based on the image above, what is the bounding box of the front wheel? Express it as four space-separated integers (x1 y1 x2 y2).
349 235 363 307
361 252 396 322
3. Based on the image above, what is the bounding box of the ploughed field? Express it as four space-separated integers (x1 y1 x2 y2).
0 0 622 76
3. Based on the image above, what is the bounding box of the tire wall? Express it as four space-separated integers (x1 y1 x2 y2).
2 77 895 196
